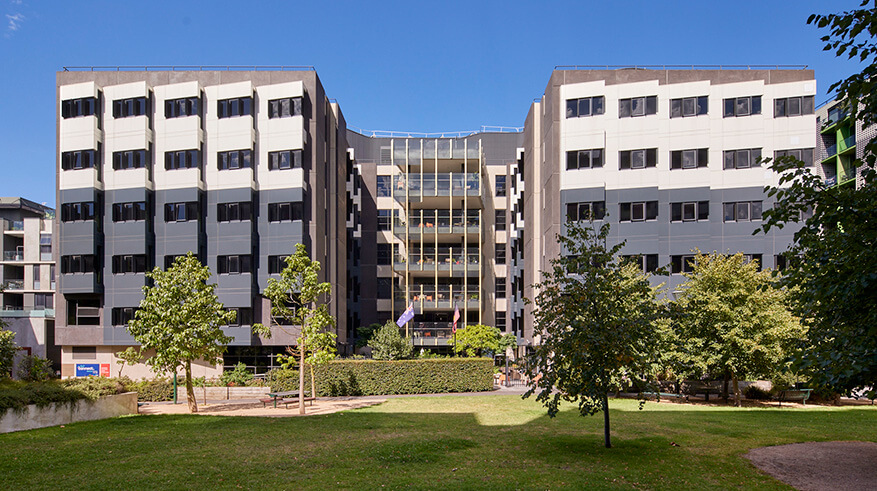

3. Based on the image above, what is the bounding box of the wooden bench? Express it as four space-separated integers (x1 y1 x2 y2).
644 392 688 402
280 397 316 409
776 389 813 407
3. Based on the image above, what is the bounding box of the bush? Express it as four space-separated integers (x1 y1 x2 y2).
125 377 174 402
0 379 89 416
220 362 254 387
17 355 54 382
744 385 772 400
265 358 494 396
62 376 126 399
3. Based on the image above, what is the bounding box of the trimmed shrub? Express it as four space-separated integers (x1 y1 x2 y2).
17 355 54 382
125 377 174 402
265 358 494 396
62 376 126 399
0 380 89 416
744 385 771 400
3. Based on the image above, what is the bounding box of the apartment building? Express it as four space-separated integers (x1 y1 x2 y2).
816 97 875 188
55 66 817 373
0 198 58 374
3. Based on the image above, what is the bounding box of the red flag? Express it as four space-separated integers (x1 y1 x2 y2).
453 306 460 333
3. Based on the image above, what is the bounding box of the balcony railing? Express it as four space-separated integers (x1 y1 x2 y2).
394 284 480 308
393 173 480 199
394 210 480 236
839 134 857 153
3 251 23 261
394 249 481 272
391 139 481 164
4 280 24 290
8 221 23 231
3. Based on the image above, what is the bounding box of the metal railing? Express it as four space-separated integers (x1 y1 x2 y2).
8 221 23 231
349 125 522 139
3 251 23 261
555 64 809 70
62 65 315 72
4 280 24 290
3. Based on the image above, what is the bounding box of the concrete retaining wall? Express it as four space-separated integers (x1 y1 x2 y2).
0 392 139 434
177 386 271 400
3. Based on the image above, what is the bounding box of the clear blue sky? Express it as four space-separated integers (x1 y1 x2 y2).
0 0 863 207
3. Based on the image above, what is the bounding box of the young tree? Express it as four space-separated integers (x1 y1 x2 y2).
356 323 381 349
367 321 413 360
127 253 235 413
498 333 517 353
525 221 664 448
670 252 804 406
115 347 143 378
253 243 336 414
448 324 501 357
0 328 17 379
759 4 877 394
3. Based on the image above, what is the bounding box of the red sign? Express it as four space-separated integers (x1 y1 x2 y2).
100 364 110 377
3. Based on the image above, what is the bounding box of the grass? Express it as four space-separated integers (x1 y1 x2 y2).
1 395 875 490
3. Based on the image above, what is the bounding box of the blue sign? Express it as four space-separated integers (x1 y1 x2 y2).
75 364 100 377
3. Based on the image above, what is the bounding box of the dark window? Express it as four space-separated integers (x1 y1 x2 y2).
671 255 696 274
165 96 200 118
775 148 815 167
164 202 199 222
68 300 101 326
774 96 815 117
60 254 98 274
268 149 302 170
217 201 252 222
61 97 98 119
495 175 507 197
723 95 762 117
566 96 605 118
670 96 708 118
165 149 201 170
61 149 99 170
495 277 506 298
670 201 710 222
217 96 253 119
268 97 303 119
495 210 506 231
217 255 252 274
622 254 659 273
112 201 148 222
112 149 150 170
671 148 709 169
619 201 658 222
113 97 148 118
164 255 185 270
619 96 658 118
376 175 392 197
268 255 290 274
723 201 763 222
566 149 604 170
377 278 392 299
742 254 763 271
61 201 96 222
775 254 788 271
226 308 253 327
495 244 506 265
377 244 392 265
111 307 139 327
566 201 605 221
217 149 253 170
377 210 392 231
619 148 657 169
267 202 304 222
112 255 148 274
723 148 763 169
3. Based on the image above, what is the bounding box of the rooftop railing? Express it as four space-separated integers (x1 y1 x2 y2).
555 64 809 70
62 65 315 72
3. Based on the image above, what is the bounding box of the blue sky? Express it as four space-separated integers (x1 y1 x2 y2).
0 0 863 207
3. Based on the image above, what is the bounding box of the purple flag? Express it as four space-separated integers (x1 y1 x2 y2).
396 303 415 327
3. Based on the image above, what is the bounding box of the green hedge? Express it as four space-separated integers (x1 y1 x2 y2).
0 380 90 416
62 376 174 402
266 358 494 396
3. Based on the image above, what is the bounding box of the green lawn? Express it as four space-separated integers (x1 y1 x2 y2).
1 396 875 490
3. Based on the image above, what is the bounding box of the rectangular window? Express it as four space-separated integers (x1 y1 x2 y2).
35 293 53 310
217 201 253 222
619 96 658 118
376 278 392 299
267 202 304 222
217 96 253 119
217 255 252 275
496 277 506 298
61 149 99 170
495 210 506 231
566 201 606 222
112 255 148 274
112 201 148 222
619 201 659 222
671 148 709 169
267 97 303 119
775 148 815 167
774 96 815 117
71 346 97 359
268 255 290 274
377 210 392 231
376 175 392 197
566 96 605 118
670 201 710 222
495 175 507 197
622 254 659 273
376 244 392 266
60 254 98 274
60 201 97 222
496 313 507 332
165 96 200 118
670 96 708 118
566 149 604 170
268 149 303 170
495 244 506 265
113 97 148 118
226 308 253 327
165 149 201 170
61 97 98 119
164 202 199 222
112 149 150 170
723 95 762 117
723 148 763 169
164 255 185 270
723 201 763 222
619 149 657 169
217 149 253 170
671 255 696 274
742 254 764 271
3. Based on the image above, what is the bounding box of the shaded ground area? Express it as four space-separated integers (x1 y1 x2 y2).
139 396 388 417
746 441 877 491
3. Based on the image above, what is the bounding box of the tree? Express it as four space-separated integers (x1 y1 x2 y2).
524 221 664 448
356 323 381 349
115 347 142 378
127 253 235 413
759 3 877 394
253 243 336 414
17 355 53 381
498 333 517 353
669 252 804 406
448 324 500 357
0 329 16 379
367 321 413 360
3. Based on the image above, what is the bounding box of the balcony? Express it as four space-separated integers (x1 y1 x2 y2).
4 279 24 290
408 322 454 346
839 134 857 154
8 221 23 231
394 210 480 237
395 284 480 310
391 139 481 167
394 248 481 274
3 251 23 261
393 173 481 200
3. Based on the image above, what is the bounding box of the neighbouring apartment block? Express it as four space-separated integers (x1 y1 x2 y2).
55 66 817 376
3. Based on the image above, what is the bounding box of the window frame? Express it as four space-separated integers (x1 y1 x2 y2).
723 95 762 117
565 96 606 118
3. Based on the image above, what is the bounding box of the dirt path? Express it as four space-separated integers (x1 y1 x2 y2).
138 396 387 417
746 441 877 490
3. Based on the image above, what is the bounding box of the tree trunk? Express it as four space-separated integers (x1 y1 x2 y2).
732 375 741 407
310 363 316 401
185 361 197 413
722 371 730 401
299 345 306 415
603 394 611 448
